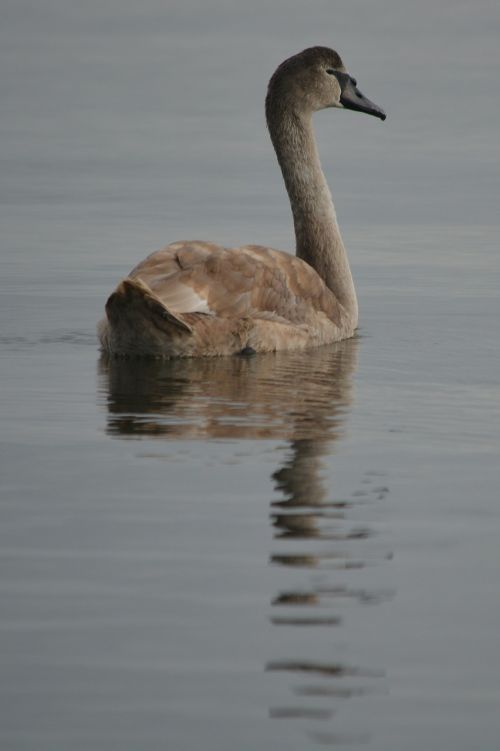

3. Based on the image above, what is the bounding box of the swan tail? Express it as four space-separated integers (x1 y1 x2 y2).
99 277 193 356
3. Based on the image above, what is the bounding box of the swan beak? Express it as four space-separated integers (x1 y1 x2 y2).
340 75 386 121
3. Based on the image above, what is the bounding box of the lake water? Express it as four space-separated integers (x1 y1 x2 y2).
1 1 499 749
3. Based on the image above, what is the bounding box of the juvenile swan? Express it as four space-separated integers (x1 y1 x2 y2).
99 47 385 357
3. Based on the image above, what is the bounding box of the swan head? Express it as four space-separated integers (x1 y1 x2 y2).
267 46 386 121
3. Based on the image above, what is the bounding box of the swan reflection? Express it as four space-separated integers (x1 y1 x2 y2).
98 338 391 745
99 339 357 441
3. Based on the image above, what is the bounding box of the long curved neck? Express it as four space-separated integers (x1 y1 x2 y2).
266 104 358 326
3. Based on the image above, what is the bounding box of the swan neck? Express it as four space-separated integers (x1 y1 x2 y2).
266 104 358 324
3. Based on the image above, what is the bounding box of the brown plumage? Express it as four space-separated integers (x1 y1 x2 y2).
99 47 385 357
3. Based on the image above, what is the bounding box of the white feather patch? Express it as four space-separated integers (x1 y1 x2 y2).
166 282 212 314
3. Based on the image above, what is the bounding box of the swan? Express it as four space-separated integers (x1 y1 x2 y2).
99 46 385 357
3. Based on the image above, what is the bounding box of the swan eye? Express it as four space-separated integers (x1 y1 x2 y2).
326 69 336 75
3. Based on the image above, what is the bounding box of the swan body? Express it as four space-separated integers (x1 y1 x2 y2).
99 47 385 358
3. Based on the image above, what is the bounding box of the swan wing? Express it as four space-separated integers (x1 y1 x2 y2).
128 241 342 326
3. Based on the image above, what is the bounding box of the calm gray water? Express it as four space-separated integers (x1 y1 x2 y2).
1 2 500 749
